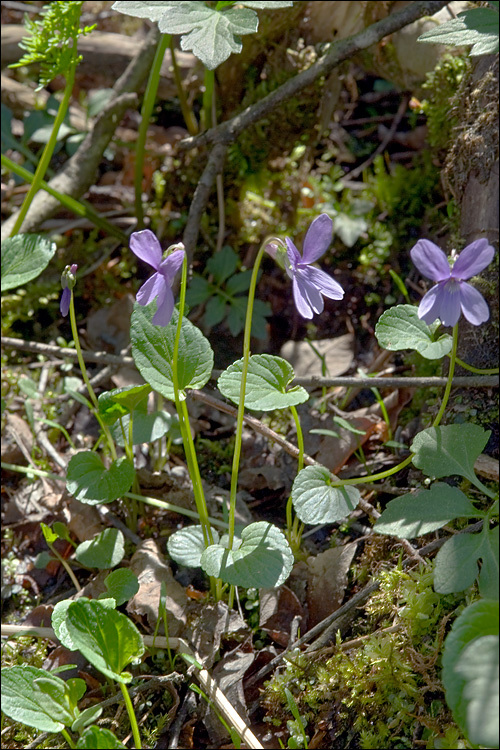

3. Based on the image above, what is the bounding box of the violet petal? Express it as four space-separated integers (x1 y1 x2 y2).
130 229 162 270
152 286 175 326
285 237 301 271
293 272 324 318
60 287 71 317
301 265 344 300
451 239 495 280
410 240 451 282
136 272 166 306
301 213 333 264
158 248 185 284
458 281 490 325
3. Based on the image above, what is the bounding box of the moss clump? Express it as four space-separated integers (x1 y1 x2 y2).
421 54 470 150
263 565 471 748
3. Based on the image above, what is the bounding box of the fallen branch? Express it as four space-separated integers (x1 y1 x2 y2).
3 337 498 388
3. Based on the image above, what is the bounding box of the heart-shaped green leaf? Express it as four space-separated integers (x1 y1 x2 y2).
131 304 214 400
375 304 452 359
453 635 499 747
66 599 144 684
52 597 116 652
1 234 57 291
411 424 490 490
75 528 125 569
291 465 360 524
218 354 308 411
167 525 219 568
66 452 135 505
200 521 293 588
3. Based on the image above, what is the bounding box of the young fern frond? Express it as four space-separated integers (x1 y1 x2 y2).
9 1 95 90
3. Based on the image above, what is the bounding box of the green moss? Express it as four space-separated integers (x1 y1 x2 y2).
263 565 472 748
421 55 470 150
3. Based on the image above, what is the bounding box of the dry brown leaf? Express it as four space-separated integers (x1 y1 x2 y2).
259 586 305 647
204 650 255 746
187 601 249 668
305 543 358 628
311 388 413 473
126 539 188 637
280 334 355 378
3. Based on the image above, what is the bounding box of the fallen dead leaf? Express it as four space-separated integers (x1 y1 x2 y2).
280 334 355 378
259 585 305 646
204 650 255 746
305 542 358 628
126 539 188 637
187 601 249 668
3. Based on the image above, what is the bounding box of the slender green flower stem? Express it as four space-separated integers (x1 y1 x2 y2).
433 324 458 428
331 325 461 489
227 243 268 549
286 405 305 551
202 68 215 131
68 292 118 461
9 60 77 237
451 355 499 375
119 682 141 749
1 154 127 242
171 258 214 548
61 728 76 749
134 33 171 227
169 37 198 136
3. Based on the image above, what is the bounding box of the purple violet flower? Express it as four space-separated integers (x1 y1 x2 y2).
60 263 78 317
285 214 344 319
130 229 185 327
410 238 495 327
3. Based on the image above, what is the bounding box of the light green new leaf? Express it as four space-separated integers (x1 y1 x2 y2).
442 599 499 744
375 304 452 358
218 354 309 411
75 528 125 569
201 521 293 588
131 304 214 400
98 384 151 425
291 465 360 525
66 452 135 504
66 599 145 684
411 424 490 490
374 483 478 539
1 666 82 732
1 234 56 291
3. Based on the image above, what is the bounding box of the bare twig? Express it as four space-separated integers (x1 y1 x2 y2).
3 338 498 388
181 142 229 267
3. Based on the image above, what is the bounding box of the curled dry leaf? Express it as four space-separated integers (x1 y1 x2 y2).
126 539 188 637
